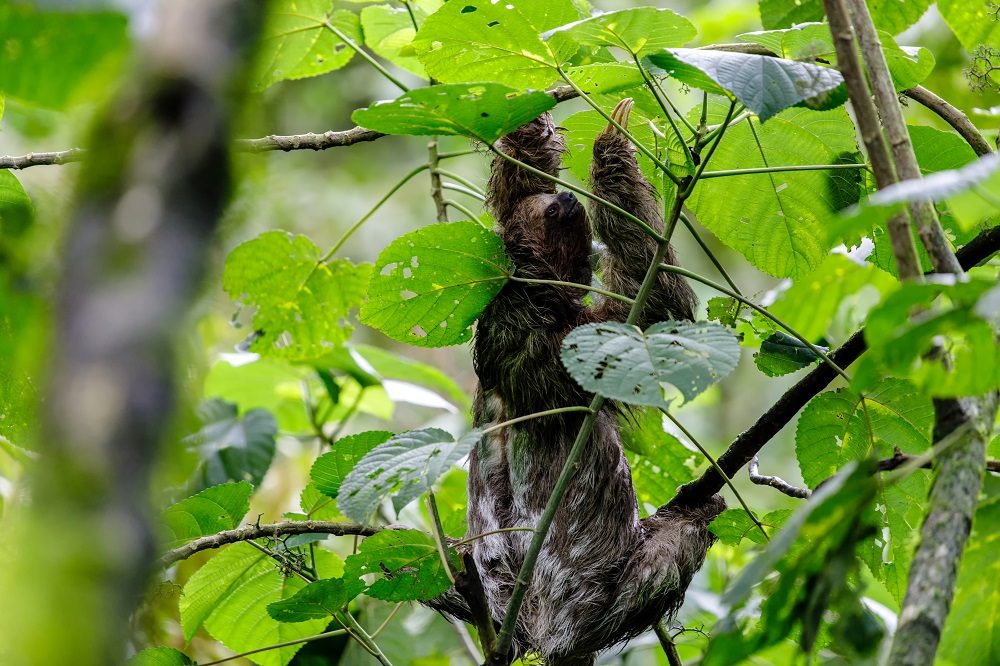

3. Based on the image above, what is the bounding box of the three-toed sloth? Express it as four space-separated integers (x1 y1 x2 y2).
433 100 725 666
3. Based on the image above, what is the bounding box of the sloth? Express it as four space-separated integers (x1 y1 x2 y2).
433 100 725 666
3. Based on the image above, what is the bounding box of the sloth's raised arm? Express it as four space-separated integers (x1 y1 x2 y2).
485 112 565 223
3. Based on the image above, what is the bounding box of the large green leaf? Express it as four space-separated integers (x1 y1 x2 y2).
161 481 252 548
128 648 193 666
361 4 427 77
0 5 128 108
690 107 860 278
343 529 458 601
352 83 555 143
337 428 483 523
939 494 1000 664
795 379 933 487
542 8 697 56
310 430 392 499
860 472 930 602
223 231 371 360
0 171 33 238
267 576 366 622
360 220 512 347
412 0 579 88
645 48 844 121
868 0 933 35
758 0 823 30
185 399 277 491
560 321 740 406
180 544 341 666
939 0 1000 50
254 1 361 89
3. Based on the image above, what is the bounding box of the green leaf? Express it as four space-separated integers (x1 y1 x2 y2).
939 0 1000 51
645 48 844 121
352 83 555 143
412 0 579 89
180 544 340 666
337 428 483 523
795 379 933 487
360 220 512 347
254 2 361 89
542 8 697 56
623 408 702 514
345 344 472 412
431 467 469 537
562 62 646 96
706 296 743 327
710 508 791 546
560 321 740 406
223 231 371 360
911 125 979 174
690 107 860 278
310 430 393 498
161 481 252 548
939 495 1000 664
0 171 33 238
758 0 823 30
0 5 128 109
267 576 366 622
343 529 458 601
860 472 930 602
754 332 826 377
869 0 932 35
186 399 277 491
361 5 427 77
128 648 193 666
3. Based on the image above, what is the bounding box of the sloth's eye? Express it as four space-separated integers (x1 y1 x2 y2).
545 203 560 218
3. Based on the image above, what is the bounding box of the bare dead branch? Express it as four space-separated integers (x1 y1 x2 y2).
0 148 85 170
748 455 811 499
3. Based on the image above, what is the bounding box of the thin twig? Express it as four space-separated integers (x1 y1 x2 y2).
0 148 85 169
904 86 994 157
199 628 348 665
428 140 449 223
654 622 684 666
748 455 811 499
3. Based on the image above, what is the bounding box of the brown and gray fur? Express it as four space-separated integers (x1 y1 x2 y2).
434 103 724 665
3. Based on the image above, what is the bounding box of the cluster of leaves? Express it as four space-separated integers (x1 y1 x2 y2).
1 0 998 665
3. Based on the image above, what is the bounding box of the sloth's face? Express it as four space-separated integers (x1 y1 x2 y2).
511 191 591 283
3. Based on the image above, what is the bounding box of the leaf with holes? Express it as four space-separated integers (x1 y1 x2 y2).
561 321 740 406
646 48 844 121
185 399 277 491
223 231 371 360
267 576 366 623
361 221 511 347
343 529 459 601
161 481 252 548
337 428 484 523
352 83 555 143
412 0 579 89
310 430 393 499
254 1 361 89
543 7 697 56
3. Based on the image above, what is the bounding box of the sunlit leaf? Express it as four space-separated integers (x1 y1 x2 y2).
361 220 512 347
623 408 702 514
343 529 458 601
543 8 697 56
758 0 823 30
938 0 1000 51
560 321 740 406
310 430 393 499
267 576 366 622
161 481 252 548
361 4 426 77
128 648 193 666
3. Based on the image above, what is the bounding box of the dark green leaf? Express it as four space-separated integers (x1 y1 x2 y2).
343 529 458 601
645 48 844 121
267 576 366 622
360 220 512 347
754 332 825 377
706 296 743 327
0 172 33 237
352 84 556 143
161 481 252 548
310 430 393 498
337 428 483 523
543 8 697 56
128 648 193 666
560 321 741 406
186 399 277 491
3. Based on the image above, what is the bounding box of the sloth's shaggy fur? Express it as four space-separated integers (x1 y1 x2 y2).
433 104 724 665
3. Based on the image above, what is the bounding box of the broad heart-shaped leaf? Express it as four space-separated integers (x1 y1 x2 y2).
267 576 366 622
939 0 1000 51
542 7 697 56
939 494 1000 664
310 430 393 499
0 171 34 238
128 648 193 666
352 84 555 143
343 529 459 601
361 4 427 78
254 2 361 89
645 48 844 121
180 544 341 666
361 220 512 347
185 399 277 491
412 0 579 89
0 5 128 109
161 481 252 548
223 231 371 360
795 378 933 487
337 428 483 523
689 106 861 278
560 321 740 406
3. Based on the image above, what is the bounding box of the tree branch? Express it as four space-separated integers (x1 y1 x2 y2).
878 450 1000 474
158 521 382 568
668 225 1000 509
903 86 994 157
0 148 85 170
748 455 811 499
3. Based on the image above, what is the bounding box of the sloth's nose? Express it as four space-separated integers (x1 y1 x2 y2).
557 191 577 205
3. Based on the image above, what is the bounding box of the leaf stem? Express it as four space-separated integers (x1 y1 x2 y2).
198 628 349 665
678 211 743 296
442 182 486 201
480 406 595 436
444 198 480 221
509 276 635 304
433 168 486 196
634 54 693 157
323 20 409 93
699 163 870 178
426 492 457 585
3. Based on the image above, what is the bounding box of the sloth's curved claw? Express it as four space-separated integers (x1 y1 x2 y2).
606 97 634 134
